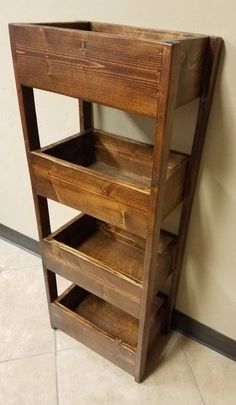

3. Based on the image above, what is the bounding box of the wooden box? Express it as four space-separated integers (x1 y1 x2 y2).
42 214 176 318
31 129 188 237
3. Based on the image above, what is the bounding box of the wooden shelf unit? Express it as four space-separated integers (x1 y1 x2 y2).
9 21 222 382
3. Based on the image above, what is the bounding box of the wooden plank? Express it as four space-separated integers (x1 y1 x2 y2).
9 26 58 326
10 23 164 117
91 21 206 40
176 37 208 106
135 43 182 382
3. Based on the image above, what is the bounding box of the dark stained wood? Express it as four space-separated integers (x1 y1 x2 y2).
10 23 164 117
9 21 208 116
91 21 205 40
29 130 187 237
91 21 208 106
51 285 165 374
42 214 175 318
9 25 58 323
79 100 93 131
135 43 182 382
9 21 222 382
166 36 223 332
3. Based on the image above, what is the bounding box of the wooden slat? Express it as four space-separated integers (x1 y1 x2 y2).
91 21 206 40
10 23 165 117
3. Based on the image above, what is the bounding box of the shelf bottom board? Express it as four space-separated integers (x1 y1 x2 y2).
89 160 151 187
57 285 165 350
74 293 139 348
76 223 144 283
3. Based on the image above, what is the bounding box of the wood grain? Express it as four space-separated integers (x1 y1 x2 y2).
10 23 164 117
51 284 166 375
43 214 175 318
30 130 187 237
9 21 222 382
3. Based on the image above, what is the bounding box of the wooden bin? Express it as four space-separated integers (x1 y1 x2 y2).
9 21 222 382
42 214 176 318
30 129 188 237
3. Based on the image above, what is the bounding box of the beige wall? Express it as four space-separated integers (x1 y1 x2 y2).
1 1 236 340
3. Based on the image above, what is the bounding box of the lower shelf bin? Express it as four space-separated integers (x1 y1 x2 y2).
43 214 176 318
51 284 167 375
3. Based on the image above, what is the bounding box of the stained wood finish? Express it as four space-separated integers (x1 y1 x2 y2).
10 23 164 117
9 21 208 116
91 21 208 106
42 214 176 318
9 27 58 325
135 43 183 382
166 37 223 332
51 284 166 375
30 129 188 237
9 21 222 383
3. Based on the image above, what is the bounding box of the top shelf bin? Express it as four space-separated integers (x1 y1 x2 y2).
10 21 208 117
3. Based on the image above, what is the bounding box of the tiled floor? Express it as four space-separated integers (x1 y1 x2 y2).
0 238 235 405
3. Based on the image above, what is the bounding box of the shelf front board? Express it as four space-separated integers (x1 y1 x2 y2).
10 23 165 117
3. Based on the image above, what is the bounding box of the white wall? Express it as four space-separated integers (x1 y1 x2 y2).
1 1 236 340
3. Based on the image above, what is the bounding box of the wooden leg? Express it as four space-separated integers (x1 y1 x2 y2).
166 37 223 332
15 84 58 326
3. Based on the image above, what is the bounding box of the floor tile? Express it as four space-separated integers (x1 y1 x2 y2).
0 353 57 405
180 336 236 405
0 238 40 272
0 266 54 361
56 333 204 405
56 329 81 352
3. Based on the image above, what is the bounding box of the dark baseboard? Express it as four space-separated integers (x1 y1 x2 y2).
0 223 40 256
173 310 236 361
0 223 235 361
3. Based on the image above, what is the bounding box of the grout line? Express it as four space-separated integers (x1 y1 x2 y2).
181 343 207 405
0 350 53 364
54 330 60 405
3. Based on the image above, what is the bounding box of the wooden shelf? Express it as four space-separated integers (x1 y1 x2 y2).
30 129 188 237
51 284 167 374
43 214 176 318
10 20 222 382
